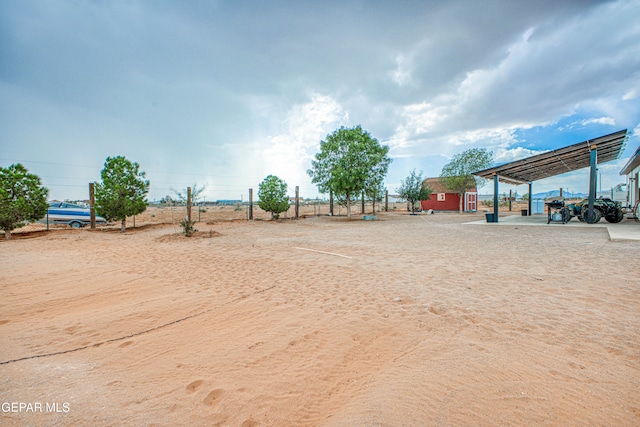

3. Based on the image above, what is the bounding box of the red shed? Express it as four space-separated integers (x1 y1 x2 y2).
420 178 478 212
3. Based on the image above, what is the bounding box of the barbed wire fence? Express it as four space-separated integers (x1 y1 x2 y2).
11 196 404 237
7 165 403 237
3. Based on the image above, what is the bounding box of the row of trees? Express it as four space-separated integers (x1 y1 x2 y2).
1 126 493 239
0 156 149 239
306 126 493 216
0 155 293 239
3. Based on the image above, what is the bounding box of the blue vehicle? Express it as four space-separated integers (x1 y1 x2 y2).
47 202 106 228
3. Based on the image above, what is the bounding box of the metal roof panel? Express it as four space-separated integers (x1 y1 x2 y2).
474 130 628 184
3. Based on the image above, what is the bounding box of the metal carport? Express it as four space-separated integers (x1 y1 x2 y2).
473 129 628 223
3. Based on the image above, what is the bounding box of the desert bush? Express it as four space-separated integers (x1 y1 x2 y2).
180 218 197 237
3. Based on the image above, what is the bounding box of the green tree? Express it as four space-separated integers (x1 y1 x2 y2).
365 181 386 214
440 148 493 213
94 156 150 233
258 175 290 220
0 164 49 240
307 125 391 217
397 169 433 213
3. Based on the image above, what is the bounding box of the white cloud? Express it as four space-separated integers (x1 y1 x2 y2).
2 0 639 199
445 128 519 149
422 0 637 132
494 146 548 164
581 117 616 126
389 102 451 150
261 94 348 193
391 54 415 87
623 89 638 101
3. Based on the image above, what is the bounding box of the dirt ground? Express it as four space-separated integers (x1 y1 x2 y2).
1 211 639 426
13 200 531 234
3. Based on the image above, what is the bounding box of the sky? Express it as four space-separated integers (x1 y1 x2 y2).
1 0 639 202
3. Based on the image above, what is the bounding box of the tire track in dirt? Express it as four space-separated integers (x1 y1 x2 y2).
0 285 275 366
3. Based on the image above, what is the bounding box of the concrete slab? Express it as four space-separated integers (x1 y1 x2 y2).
465 214 640 242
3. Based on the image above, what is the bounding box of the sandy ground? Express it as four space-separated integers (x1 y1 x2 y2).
1 211 639 426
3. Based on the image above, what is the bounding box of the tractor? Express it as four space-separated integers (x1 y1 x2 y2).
566 197 625 223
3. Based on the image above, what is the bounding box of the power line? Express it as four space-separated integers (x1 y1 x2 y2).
0 158 99 169
3 157 339 198
0 157 265 180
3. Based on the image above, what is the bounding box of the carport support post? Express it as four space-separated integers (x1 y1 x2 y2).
295 186 299 219
493 173 499 222
248 188 253 220
89 182 96 229
587 145 597 224
528 182 532 216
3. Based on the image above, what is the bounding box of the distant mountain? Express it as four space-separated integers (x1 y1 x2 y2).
531 190 625 200
480 189 625 200
531 190 587 199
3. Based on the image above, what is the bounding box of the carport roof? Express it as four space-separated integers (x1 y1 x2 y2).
473 129 628 185
620 145 640 176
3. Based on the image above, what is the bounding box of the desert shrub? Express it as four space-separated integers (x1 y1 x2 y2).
180 218 197 237
482 199 509 208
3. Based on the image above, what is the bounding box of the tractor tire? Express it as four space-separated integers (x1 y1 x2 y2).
593 208 602 223
582 207 602 224
605 208 624 223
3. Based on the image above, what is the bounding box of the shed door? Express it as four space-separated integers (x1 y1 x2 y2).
465 192 477 212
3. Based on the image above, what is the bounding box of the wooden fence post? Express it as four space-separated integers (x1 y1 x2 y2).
295 186 299 219
249 188 253 220
187 187 192 222
89 182 96 229
385 190 388 212
329 191 334 216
